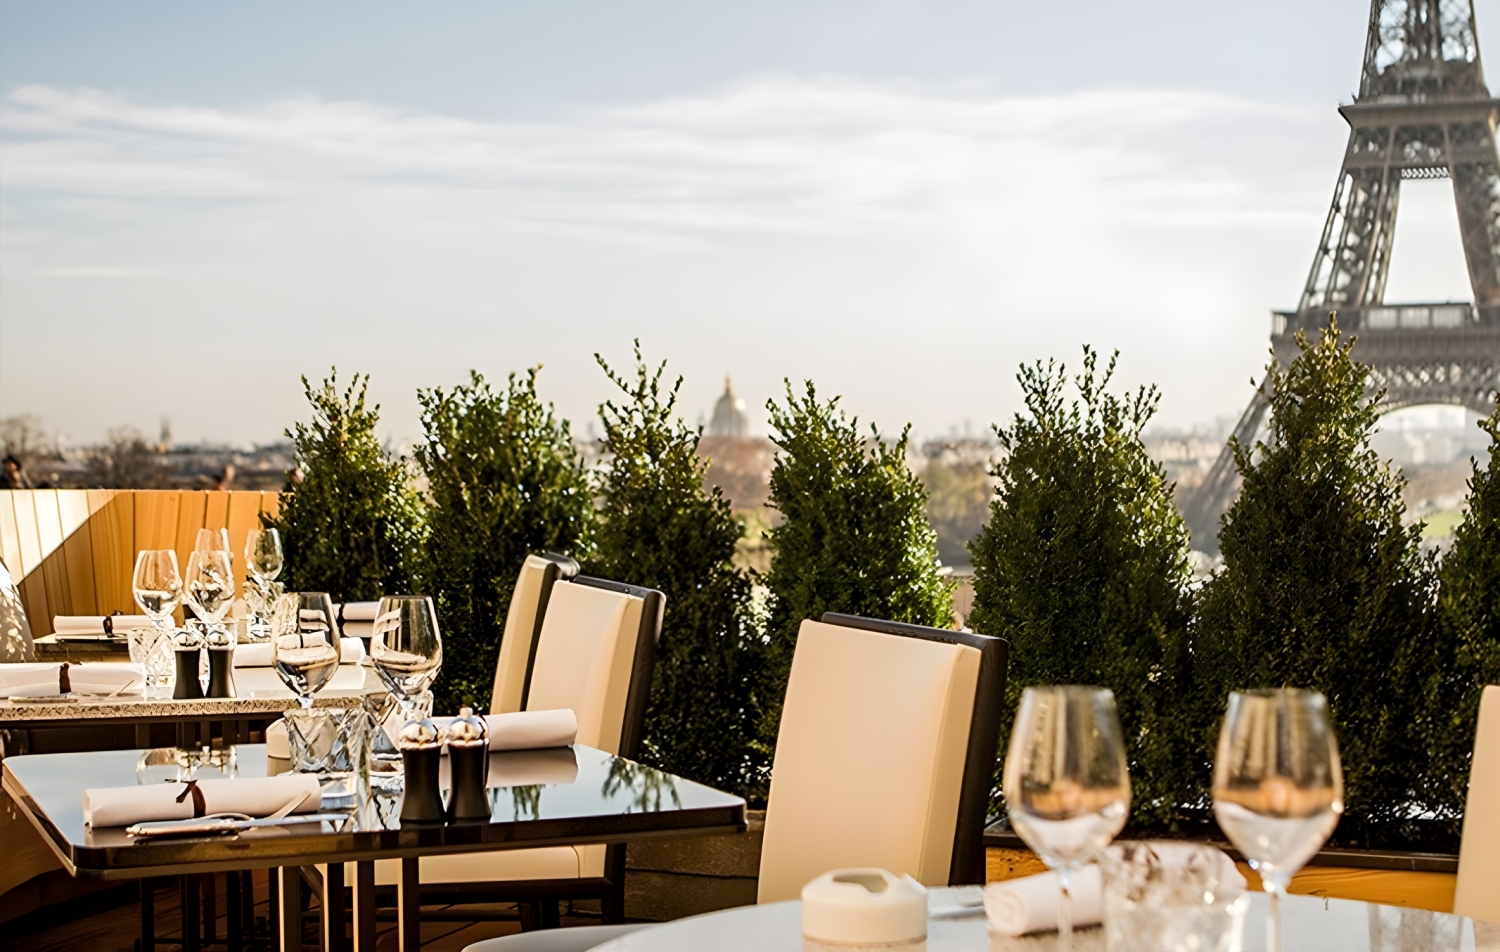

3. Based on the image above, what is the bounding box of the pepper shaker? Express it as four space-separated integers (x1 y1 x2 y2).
446 707 490 822
398 716 445 824
205 627 236 698
172 626 205 700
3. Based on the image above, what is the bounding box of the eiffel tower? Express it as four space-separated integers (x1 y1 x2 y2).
1184 0 1500 553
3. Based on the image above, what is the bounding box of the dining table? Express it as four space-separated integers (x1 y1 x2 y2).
3 741 748 952
589 885 1500 951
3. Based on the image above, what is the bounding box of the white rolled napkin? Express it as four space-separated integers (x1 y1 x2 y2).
84 774 322 828
233 637 365 667
340 620 374 639
985 865 1104 936
53 615 153 635
336 601 380 622
431 709 578 752
0 662 145 698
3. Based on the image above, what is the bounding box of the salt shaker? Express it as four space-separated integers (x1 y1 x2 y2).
398 717 445 823
171 626 205 700
205 627 236 698
446 707 491 822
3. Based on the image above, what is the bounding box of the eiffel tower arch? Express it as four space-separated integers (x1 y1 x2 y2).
1185 0 1500 552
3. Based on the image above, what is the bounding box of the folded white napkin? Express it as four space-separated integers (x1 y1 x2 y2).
84 774 322 828
53 615 153 635
233 637 365 668
336 602 380 622
431 709 578 752
984 847 1245 936
0 662 145 698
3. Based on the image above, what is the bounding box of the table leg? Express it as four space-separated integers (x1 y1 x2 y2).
398 857 421 952
226 871 242 952
322 861 346 952
204 873 217 945
140 878 155 952
135 723 151 748
181 875 201 952
351 862 376 952
277 866 301 952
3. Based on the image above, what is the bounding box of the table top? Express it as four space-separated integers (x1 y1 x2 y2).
594 887 1499 952
3 743 746 880
33 636 132 662
0 664 383 724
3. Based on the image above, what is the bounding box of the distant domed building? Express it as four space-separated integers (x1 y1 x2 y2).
708 376 750 438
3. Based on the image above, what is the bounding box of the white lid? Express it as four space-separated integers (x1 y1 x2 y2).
801 868 927 944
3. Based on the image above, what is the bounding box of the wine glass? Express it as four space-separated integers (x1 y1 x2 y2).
1213 689 1343 952
1003 686 1132 950
194 527 233 559
243 529 284 638
182 549 234 629
131 550 181 698
370 595 443 714
270 592 341 709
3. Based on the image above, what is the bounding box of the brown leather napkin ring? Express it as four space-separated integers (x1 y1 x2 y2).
58 663 71 694
174 780 207 817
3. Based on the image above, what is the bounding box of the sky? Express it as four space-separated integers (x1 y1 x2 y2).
1 1 1493 446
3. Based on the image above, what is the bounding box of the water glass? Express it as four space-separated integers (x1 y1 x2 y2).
1100 841 1248 952
284 704 369 777
132 550 182 697
366 689 433 794
1213 689 1343 952
183 549 234 628
1004 685 1131 950
243 529 283 639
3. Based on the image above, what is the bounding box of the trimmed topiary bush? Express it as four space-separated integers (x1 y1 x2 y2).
968 348 1195 824
759 380 953 752
1196 320 1438 842
271 370 421 603
415 369 592 713
1424 397 1500 827
589 344 764 798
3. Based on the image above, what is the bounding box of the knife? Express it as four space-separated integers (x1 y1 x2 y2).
126 813 353 838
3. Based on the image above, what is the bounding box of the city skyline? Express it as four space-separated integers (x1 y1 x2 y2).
2 0 1494 446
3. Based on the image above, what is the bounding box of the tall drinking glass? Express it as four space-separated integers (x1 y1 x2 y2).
270 592 341 709
182 550 234 629
243 528 283 640
1004 686 1131 951
370 595 443 714
131 550 181 698
1213 689 1343 952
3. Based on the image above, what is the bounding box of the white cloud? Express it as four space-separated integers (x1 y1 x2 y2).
0 77 1468 444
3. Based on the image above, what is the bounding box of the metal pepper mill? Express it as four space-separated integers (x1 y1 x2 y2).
171 626 205 700
398 717 445 824
446 707 491 822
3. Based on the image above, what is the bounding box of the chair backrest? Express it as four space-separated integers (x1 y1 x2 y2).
523 575 664 758
490 553 578 715
756 615 1007 903
0 557 35 663
1455 683 1500 923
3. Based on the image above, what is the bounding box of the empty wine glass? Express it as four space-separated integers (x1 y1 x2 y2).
1213 689 1343 952
131 550 181 698
271 592 341 709
182 549 234 628
370 595 443 714
1004 686 1132 950
194 527 233 558
243 529 284 639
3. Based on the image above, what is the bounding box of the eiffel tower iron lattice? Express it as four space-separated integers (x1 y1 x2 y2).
1184 0 1500 553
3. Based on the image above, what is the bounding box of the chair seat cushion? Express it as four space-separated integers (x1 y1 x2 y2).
372 846 582 885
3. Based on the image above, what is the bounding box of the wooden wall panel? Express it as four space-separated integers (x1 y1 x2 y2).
56 491 96 617
225 491 263 593
89 493 136 616
134 492 180 554
174 491 209 579
19 570 50 637
0 493 22 578
32 492 73 623
259 491 281 521
11 491 42 577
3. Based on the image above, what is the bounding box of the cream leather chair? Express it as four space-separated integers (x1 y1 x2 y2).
491 553 579 715
1454 684 1500 923
462 612 1008 951
372 574 664 922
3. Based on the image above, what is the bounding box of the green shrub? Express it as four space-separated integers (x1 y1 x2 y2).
271 370 421 603
760 381 953 750
589 344 763 798
967 348 1195 825
1424 397 1500 825
1197 321 1438 841
415 369 592 713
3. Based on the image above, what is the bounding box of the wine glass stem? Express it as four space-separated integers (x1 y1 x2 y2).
1266 883 1282 952
1057 869 1073 952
